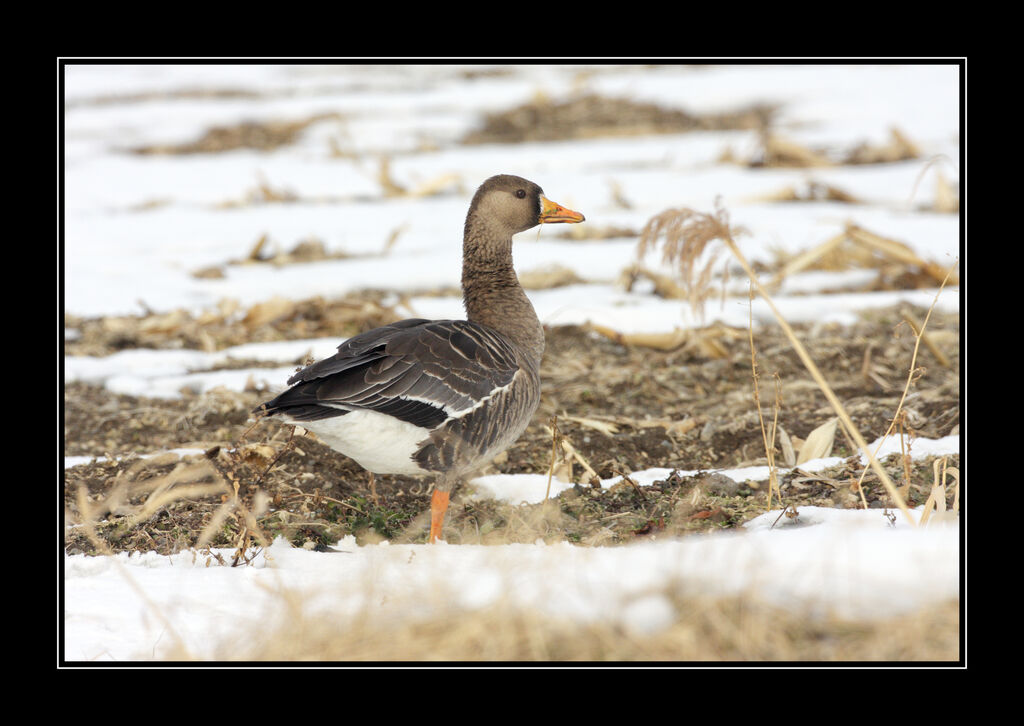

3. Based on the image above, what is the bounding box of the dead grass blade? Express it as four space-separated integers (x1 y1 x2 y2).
770 233 847 286
544 419 601 496
948 466 960 513
587 322 738 357
377 156 406 197
560 415 620 437
544 416 562 501
933 170 959 213
619 263 689 299
845 127 922 165
906 154 960 214
797 418 839 464
587 324 691 351
902 310 952 368
919 457 958 526
242 296 296 329
748 287 783 510
518 264 585 290
761 135 833 167
754 181 862 205
777 425 797 468
845 224 957 286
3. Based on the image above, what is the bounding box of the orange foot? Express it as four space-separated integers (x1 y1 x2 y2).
429 489 450 543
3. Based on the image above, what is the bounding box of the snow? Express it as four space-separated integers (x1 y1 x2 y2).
61 62 963 662
64 507 958 661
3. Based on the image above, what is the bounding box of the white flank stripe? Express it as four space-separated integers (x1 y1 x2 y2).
402 369 519 421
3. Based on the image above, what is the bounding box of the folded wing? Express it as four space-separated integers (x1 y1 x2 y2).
257 318 523 431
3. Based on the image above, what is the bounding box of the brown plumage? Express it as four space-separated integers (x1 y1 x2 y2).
254 175 585 542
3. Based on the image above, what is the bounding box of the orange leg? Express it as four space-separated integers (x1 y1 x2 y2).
429 489 450 543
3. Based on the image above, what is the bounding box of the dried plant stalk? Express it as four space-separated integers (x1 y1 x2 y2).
636 205 740 320
544 419 600 493
919 457 952 526
545 416 561 501
636 203 919 525
748 285 782 510
845 224 957 286
851 260 959 500
903 310 951 368
770 232 847 287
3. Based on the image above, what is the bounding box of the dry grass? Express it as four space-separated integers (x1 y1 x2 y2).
744 126 923 169
632 201 960 527
461 94 772 145
131 113 341 155
851 266 960 512
768 223 959 291
63 291 408 357
157 584 959 662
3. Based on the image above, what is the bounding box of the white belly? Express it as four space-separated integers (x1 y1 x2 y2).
289 409 432 476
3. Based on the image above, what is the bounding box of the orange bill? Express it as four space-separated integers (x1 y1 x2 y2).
539 195 585 224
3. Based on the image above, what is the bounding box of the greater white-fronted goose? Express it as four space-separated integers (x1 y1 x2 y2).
254 174 585 542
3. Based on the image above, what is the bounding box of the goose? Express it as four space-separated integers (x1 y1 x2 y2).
254 174 585 542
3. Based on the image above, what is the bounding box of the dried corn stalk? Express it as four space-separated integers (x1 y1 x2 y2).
636 204 742 320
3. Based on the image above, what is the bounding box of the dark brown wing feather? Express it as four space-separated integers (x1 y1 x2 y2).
255 319 523 431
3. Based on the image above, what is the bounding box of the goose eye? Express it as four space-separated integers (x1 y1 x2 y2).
515 189 526 199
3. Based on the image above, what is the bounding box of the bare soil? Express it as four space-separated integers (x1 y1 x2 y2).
63 300 960 557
